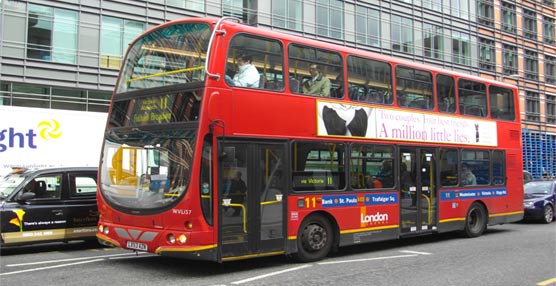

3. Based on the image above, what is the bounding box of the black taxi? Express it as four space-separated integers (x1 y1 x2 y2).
0 167 98 246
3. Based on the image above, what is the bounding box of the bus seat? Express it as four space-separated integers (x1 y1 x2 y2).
259 74 265 89
409 99 428 109
289 78 300 93
465 105 484 116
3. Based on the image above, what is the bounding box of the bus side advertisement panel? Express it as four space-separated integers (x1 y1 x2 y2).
288 193 400 246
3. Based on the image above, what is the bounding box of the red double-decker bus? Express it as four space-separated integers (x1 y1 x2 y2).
96 17 523 262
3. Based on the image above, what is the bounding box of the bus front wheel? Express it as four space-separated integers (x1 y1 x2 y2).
294 215 333 262
463 202 487 238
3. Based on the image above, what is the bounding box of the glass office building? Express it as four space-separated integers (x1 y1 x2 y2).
0 0 554 177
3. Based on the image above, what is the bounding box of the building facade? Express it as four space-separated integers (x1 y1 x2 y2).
0 0 555 178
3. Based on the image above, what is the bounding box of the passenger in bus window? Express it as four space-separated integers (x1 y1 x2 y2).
375 160 394 188
225 54 260 88
461 163 477 186
302 64 331 97
224 170 247 216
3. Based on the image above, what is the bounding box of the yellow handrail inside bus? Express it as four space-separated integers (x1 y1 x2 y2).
223 202 247 233
127 66 204 83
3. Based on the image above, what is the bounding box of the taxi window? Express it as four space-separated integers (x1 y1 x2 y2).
71 175 97 197
26 174 62 200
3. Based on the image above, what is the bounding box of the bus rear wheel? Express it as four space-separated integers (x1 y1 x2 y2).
463 202 487 238
294 215 333 262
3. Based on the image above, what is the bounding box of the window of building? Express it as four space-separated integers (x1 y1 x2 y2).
350 144 394 190
27 4 77 64
347 55 392 105
523 9 537 40
424 23 443 60
355 6 380 47
524 50 538 81
452 31 470 66
525 91 540 122
423 0 442 12
458 79 486 117
502 44 518 75
546 55 556 84
546 94 556 124
100 16 144 69
391 15 413 53
316 0 344 40
543 16 555 45
450 0 469 20
271 0 302 31
223 0 256 24
292 141 346 191
543 0 554 7
396 66 433 110
437 74 456 113
167 0 205 11
0 83 9 106
501 2 517 33
288 44 343 97
477 0 494 26
479 38 495 71
223 0 244 20
51 88 87 111
11 84 50 109
489 85 515 121
88 91 111 112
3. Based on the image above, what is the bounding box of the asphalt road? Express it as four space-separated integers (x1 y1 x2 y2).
1 222 555 286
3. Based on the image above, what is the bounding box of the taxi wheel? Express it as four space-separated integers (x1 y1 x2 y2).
294 215 333 262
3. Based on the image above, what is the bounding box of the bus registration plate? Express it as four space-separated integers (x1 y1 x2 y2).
126 241 147 251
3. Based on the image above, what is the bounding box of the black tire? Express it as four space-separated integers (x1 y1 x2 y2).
294 215 333 262
542 205 554 224
463 202 487 238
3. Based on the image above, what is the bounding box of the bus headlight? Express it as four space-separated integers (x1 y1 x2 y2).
98 224 109 235
167 234 176 244
178 234 187 244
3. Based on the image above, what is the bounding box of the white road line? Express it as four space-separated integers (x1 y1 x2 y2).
0 259 104 276
399 250 433 255
6 252 145 267
317 254 418 265
231 264 312 284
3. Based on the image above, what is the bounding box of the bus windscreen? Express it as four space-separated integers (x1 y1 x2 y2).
116 23 211 93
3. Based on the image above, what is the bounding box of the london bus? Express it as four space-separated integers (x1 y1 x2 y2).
96 17 524 262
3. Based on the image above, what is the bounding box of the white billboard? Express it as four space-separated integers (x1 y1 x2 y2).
0 106 107 175
317 101 498 147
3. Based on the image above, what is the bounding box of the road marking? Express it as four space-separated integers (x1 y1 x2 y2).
231 264 312 284
399 250 432 255
537 278 556 285
317 254 418 265
6 252 147 267
0 259 104 276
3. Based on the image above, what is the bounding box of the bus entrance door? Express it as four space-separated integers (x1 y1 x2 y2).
399 147 437 235
219 141 286 260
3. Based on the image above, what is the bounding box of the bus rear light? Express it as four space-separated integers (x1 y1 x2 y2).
185 221 193 229
178 234 187 244
167 234 176 244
